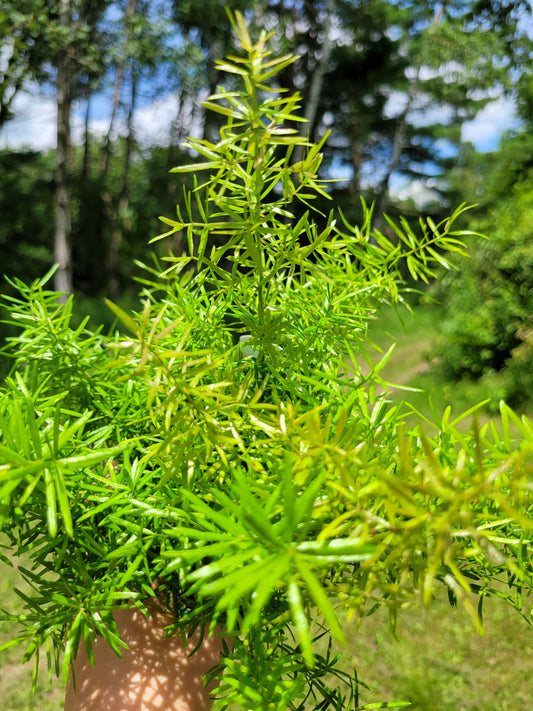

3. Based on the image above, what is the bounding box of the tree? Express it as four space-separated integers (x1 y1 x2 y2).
428 59 533 408
48 0 178 298
432 156 533 407
171 0 251 142
328 0 532 223
52 0 110 297
3 0 530 302
0 0 105 298
172 0 530 225
0 149 55 284
1 18 533 709
54 0 75 297
0 1 52 129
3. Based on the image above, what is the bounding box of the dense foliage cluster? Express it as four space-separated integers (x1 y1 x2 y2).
434 134 533 407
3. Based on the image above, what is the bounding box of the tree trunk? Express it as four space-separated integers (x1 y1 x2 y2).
54 0 74 298
350 130 364 197
372 95 413 231
292 0 334 166
99 0 137 180
106 68 137 301
169 88 184 155
82 89 92 182
202 36 225 143
372 3 445 230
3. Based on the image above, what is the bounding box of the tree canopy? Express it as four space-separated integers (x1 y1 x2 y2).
1 0 531 299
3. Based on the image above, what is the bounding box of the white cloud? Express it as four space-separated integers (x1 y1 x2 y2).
1 83 521 159
384 90 408 118
385 88 454 128
462 96 520 151
0 88 56 151
133 95 177 147
384 88 520 153
0 86 115 151
0 85 206 153
389 175 442 208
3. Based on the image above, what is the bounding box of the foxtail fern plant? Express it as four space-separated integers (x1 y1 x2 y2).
1 13 533 710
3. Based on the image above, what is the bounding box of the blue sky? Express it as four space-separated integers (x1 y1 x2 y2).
0 82 519 157
0 85 519 212
2 0 529 160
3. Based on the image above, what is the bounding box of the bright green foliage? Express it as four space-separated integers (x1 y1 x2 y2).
1 14 533 710
435 168 533 408
433 68 533 408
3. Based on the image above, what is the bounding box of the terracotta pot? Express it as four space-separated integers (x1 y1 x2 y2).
64 606 225 711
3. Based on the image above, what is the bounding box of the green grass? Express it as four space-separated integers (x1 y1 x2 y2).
368 300 532 425
345 594 533 711
0 556 64 711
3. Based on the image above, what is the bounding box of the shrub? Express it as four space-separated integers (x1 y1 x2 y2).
1 15 533 710
435 170 533 407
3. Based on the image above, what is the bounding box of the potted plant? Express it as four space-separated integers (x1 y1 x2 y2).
1 13 532 710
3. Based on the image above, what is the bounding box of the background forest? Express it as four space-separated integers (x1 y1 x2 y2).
2 0 533 407
2 2 533 709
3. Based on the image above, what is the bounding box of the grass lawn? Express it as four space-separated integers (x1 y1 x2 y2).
0 555 64 711
367 300 532 425
346 593 533 710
